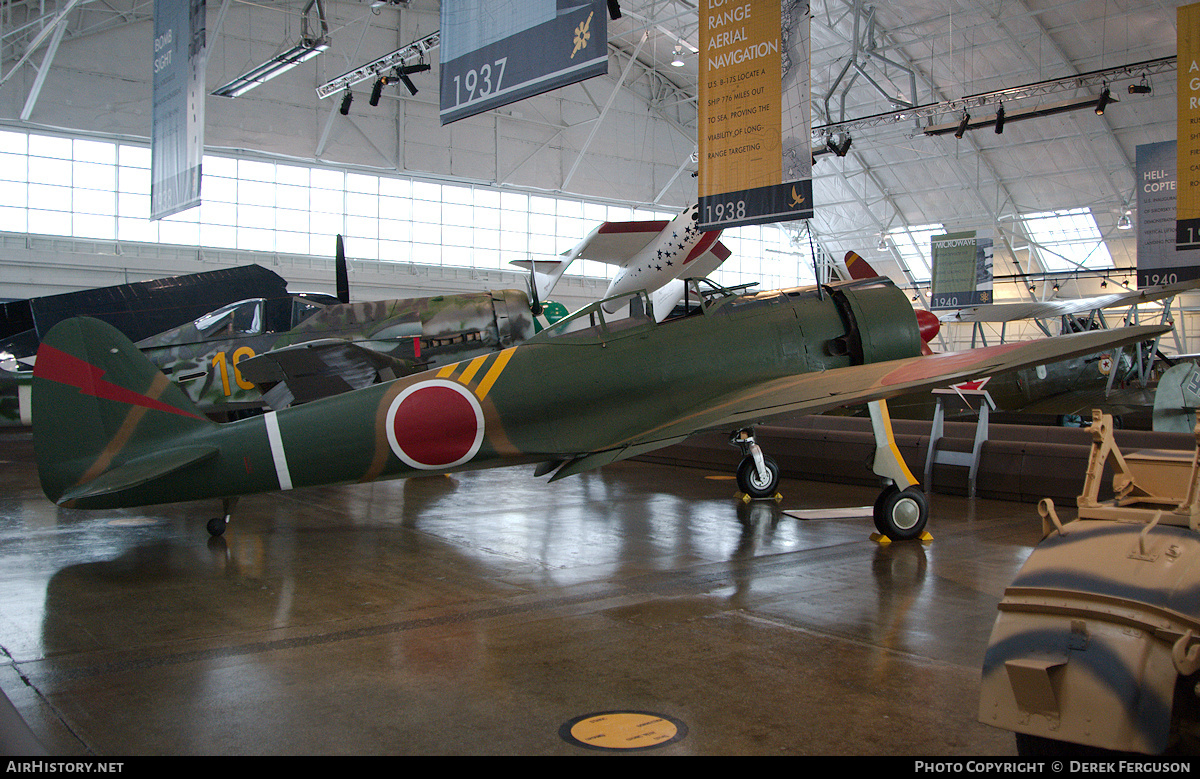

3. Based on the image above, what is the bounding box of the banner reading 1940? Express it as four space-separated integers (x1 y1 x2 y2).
698 1 812 231
930 231 993 310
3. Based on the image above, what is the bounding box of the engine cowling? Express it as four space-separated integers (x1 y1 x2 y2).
827 280 925 365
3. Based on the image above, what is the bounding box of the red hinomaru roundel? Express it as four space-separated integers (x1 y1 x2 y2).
385 380 485 469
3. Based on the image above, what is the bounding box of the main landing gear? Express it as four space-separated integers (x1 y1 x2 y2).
730 400 931 542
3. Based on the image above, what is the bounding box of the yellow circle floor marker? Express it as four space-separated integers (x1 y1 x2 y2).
559 711 687 751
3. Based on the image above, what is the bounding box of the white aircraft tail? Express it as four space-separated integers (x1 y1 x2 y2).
650 280 687 322
511 258 573 305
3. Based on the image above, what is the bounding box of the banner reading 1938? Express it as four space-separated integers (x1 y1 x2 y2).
698 1 812 231
1178 1 1200 250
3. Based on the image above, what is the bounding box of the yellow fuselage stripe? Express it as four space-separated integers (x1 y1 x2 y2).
457 355 489 386
474 347 516 400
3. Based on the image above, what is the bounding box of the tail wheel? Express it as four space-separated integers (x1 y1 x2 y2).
873 485 928 540
736 454 780 499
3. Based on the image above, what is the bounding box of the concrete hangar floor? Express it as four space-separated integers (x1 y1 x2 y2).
0 427 1028 756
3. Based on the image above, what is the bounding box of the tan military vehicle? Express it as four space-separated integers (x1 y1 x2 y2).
980 411 1200 755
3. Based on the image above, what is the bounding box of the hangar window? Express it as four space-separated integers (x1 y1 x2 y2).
1021 207 1114 272
0 128 820 293
885 223 944 283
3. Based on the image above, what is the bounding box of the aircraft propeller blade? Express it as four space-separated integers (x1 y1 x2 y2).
335 235 350 304
526 263 544 316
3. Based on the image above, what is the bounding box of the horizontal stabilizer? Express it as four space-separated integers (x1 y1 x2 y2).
58 446 218 504
237 339 419 409
511 258 572 301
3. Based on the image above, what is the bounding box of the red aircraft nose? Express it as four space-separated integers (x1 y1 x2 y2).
915 308 940 343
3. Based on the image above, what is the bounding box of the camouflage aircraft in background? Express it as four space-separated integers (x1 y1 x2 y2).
137 287 545 415
6 235 564 422
31 275 1167 542
1 263 300 425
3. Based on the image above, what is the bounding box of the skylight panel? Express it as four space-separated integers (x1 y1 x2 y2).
1021 207 1113 271
886 223 944 283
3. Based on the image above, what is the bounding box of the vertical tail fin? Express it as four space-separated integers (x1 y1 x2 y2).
32 317 217 506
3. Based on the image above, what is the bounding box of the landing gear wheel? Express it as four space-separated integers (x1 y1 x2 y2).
207 517 227 537
736 454 780 499
873 485 928 541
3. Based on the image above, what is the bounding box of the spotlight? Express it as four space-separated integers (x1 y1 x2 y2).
396 62 430 96
994 103 1005 134
607 0 621 19
826 133 852 157
671 46 684 67
1095 87 1113 115
1128 79 1152 94
369 78 386 106
1117 211 1132 230
877 234 888 251
340 90 353 115
955 111 970 139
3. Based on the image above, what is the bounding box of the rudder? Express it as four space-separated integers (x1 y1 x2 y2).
32 317 215 505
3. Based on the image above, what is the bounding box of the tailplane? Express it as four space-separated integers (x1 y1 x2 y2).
510 258 572 303
32 317 217 506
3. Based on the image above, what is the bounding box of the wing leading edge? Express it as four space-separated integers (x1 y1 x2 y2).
589 324 1172 462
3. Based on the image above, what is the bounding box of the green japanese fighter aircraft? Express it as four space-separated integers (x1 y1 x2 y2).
30 276 1169 542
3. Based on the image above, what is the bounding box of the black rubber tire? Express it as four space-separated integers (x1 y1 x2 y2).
736 454 780 499
873 485 928 541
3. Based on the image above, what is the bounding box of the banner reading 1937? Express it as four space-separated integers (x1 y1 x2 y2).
698 1 812 231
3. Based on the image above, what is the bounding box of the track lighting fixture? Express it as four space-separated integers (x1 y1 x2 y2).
212 38 330 97
1117 211 1132 230
671 46 684 67
340 90 353 115
955 111 970 139
994 103 1005 134
1095 87 1112 115
370 78 386 106
1128 77 1152 94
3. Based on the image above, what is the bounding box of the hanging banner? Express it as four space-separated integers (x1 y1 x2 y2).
151 0 206 220
698 1 812 231
1177 1 1200 250
930 230 993 310
1138 140 1200 285
439 0 608 125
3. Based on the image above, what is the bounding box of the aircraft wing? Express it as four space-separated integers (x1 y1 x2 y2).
562 220 671 263
548 324 1171 478
939 279 1200 323
236 339 421 409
